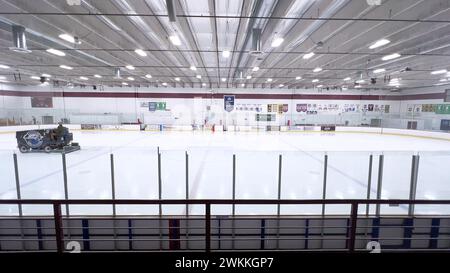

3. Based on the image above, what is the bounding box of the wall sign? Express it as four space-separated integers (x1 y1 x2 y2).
224 95 235 112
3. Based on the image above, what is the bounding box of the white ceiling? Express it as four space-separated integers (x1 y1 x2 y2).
0 0 450 91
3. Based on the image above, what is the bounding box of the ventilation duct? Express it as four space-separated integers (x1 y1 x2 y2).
166 0 177 22
250 28 263 56
10 25 31 53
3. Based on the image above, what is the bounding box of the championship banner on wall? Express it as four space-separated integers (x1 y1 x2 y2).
31 97 53 108
296 104 307 113
282 104 288 113
149 102 157 112
224 95 235 112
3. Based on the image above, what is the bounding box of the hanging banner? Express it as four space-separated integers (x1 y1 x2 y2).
224 95 235 112
31 97 53 108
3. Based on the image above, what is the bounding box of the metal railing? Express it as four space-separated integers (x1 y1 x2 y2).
0 199 450 253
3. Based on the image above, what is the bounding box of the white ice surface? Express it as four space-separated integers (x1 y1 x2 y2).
0 130 450 216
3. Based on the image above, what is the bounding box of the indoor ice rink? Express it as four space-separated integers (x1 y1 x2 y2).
0 0 450 254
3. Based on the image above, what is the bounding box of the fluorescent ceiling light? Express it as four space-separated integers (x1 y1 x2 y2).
169 35 182 46
312 79 319 83
175 77 180 81
203 83 207 87
252 66 260 72
369 39 390 49
382 53 401 61
271 37 284 47
79 76 88 80
246 75 252 79
41 74 51 77
145 74 152 78
267 78 272 82
278 84 284 87
439 78 448 82
190 65 197 71
317 85 323 88
30 76 40 80
390 78 400 82
373 68 386 74
46 48 65 57
295 76 302 80
0 76 6 80
59 65 73 70
343 77 351 81
134 49 147 57
196 75 202 79
221 78 226 82
430 69 447 75
356 79 365 84
59 34 81 44
303 52 315 59
241 83 245 87
162 82 168 86
0 64 10 69
313 67 322 72
122 82 128 86
127 77 134 81
94 74 102 78
222 50 230 58
126 65 135 70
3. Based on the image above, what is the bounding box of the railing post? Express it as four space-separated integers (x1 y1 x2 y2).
157 151 162 250
205 202 211 252
276 154 282 249
232 154 236 250
62 153 69 216
376 154 384 216
408 155 419 216
13 153 22 215
322 153 328 215
53 203 64 253
110 153 118 250
185 151 189 216
348 202 359 252
366 154 373 216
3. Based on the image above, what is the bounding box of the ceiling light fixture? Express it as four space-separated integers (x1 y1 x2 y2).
313 67 322 73
41 74 51 78
162 82 168 86
278 84 284 87
382 53 401 61
46 48 66 56
0 64 10 69
343 77 351 81
145 74 152 79
94 74 102 78
267 78 272 82
59 65 73 70
134 49 147 57
252 66 260 72
175 77 180 81
122 82 128 86
312 79 319 83
196 75 202 79
190 65 197 71
221 78 226 82
169 35 182 46
126 65 135 70
30 76 40 80
222 50 230 58
373 68 386 74
271 37 284 47
59 34 81 44
369 39 390 49
127 77 135 81
295 76 302 80
79 76 88 80
430 69 447 75
246 75 252 79
303 52 315 59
